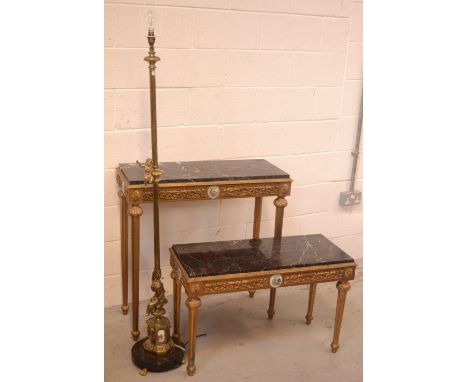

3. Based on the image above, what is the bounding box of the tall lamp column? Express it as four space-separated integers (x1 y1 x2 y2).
131 24 185 373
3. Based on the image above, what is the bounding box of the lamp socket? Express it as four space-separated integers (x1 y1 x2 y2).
339 191 362 206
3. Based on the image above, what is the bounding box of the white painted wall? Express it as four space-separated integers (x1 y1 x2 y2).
104 0 363 307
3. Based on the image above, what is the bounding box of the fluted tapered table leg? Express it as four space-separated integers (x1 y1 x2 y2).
248 197 263 298
129 202 143 341
267 288 276 319
331 281 351 353
186 297 201 376
267 195 288 316
119 191 129 315
171 270 182 343
273 196 287 239
305 283 317 325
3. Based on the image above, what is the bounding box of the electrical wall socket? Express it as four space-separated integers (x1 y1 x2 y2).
339 191 362 206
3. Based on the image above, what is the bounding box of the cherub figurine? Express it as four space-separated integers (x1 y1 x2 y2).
152 279 167 301
143 158 155 185
145 296 159 316
145 280 168 316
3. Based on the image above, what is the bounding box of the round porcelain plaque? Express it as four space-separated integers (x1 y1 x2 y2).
207 185 220 199
270 274 283 288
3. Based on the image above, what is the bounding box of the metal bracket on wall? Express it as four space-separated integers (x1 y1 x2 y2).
339 94 363 207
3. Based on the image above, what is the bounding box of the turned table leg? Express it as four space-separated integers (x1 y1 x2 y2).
267 288 276 319
129 192 143 341
305 283 317 325
252 197 262 239
171 270 182 343
273 195 287 238
186 297 201 376
266 195 288 316
248 197 263 298
331 281 351 353
119 191 129 315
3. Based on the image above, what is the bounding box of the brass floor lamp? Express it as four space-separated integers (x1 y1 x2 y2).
131 25 185 372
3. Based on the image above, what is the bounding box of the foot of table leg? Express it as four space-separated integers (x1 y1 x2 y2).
129 201 143 341
131 330 140 341
186 297 201 376
171 270 182 343
248 291 256 298
267 288 276 319
305 283 317 325
331 281 351 353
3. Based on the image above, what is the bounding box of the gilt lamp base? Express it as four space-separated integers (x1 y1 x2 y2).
131 338 185 372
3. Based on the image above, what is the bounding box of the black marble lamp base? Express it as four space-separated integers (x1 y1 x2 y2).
131 339 185 372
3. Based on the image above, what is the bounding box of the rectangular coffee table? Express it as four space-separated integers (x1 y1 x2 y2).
116 159 292 339
170 234 357 376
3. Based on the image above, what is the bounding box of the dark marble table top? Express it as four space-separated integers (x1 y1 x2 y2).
119 159 290 185
172 234 354 278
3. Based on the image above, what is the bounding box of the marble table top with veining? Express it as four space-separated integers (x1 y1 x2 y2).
119 159 290 185
172 234 354 277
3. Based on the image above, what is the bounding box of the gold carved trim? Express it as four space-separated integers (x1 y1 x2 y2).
138 182 291 202
143 191 154 202
204 278 270 293
200 269 349 294
160 188 207 201
282 270 345 285
221 183 281 198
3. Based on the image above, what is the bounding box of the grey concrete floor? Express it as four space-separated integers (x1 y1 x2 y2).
105 260 362 382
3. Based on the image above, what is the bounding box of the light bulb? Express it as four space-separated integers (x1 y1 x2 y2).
146 10 155 31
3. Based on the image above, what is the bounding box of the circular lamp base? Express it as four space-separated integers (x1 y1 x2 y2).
131 339 185 372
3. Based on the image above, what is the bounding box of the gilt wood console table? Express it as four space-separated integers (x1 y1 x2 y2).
170 234 356 376
115 159 292 339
